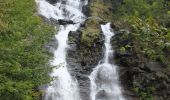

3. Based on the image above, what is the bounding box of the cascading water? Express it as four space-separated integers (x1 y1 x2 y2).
89 23 125 100
36 0 87 100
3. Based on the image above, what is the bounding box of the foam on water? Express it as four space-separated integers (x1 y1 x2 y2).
36 0 86 23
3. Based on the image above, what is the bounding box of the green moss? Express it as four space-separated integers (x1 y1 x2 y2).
81 29 100 46
119 47 126 54
89 0 113 22
132 86 156 100
80 0 116 48
80 18 102 47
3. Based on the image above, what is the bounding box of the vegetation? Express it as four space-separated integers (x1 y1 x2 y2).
117 17 170 66
89 0 114 21
112 0 170 99
0 0 54 100
113 0 170 66
85 0 170 66
80 18 102 47
0 0 170 99
113 0 170 27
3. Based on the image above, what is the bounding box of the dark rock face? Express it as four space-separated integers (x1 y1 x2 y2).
66 28 104 100
46 0 59 4
82 0 90 17
112 30 170 100
95 90 114 100
47 18 76 25
101 0 123 11
82 5 90 17
58 19 75 25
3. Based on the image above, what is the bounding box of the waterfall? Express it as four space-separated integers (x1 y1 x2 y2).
36 0 125 100
36 0 87 100
89 23 125 100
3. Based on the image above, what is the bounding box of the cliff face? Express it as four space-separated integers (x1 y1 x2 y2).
66 0 170 100
44 0 170 100
66 0 113 99
113 30 170 100
67 29 104 100
66 0 121 100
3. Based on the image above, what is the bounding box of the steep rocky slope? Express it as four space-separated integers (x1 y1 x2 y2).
45 0 170 100
66 0 170 100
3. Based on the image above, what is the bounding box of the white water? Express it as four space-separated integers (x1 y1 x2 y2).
89 23 125 100
36 0 86 23
36 0 87 100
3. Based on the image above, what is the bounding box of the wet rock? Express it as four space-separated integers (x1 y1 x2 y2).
115 50 132 57
145 62 166 72
96 64 116 82
96 90 107 100
67 26 104 100
82 5 90 17
58 19 75 25
47 0 59 4
81 61 86 66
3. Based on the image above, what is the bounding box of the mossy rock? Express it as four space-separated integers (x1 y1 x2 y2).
80 18 103 47
89 0 114 22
